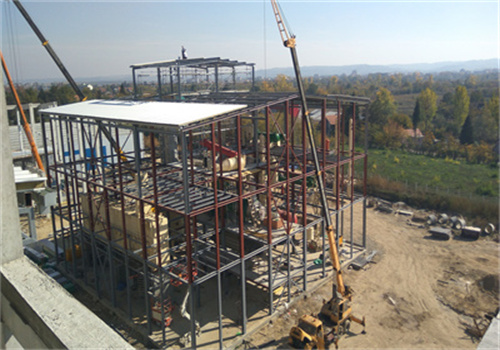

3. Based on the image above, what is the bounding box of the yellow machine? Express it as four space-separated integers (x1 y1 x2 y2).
269 0 366 347
289 315 325 350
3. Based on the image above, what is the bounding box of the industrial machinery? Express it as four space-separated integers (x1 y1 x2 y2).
270 1 365 348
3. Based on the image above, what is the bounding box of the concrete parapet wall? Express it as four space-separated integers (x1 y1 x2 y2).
1 258 134 349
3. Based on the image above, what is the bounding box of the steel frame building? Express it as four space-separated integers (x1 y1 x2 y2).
130 57 256 101
40 92 369 349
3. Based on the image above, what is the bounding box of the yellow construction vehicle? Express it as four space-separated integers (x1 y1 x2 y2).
289 315 325 349
269 1 365 348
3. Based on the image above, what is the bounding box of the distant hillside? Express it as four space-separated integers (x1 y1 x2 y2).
257 58 498 78
17 58 497 84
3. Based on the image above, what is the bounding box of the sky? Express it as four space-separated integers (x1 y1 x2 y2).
1 0 499 82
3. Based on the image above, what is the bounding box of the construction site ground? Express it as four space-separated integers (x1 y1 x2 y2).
23 204 499 349
243 205 499 349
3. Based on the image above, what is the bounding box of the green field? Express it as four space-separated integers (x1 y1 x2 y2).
354 148 498 224
366 148 498 198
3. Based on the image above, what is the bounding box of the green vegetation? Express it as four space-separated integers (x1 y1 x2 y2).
366 149 498 198
355 148 499 225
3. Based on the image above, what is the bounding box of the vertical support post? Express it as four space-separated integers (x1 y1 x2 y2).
41 115 50 185
336 101 341 251
134 126 151 334
57 117 69 273
103 187 117 307
232 66 236 89
46 118 58 262
98 123 117 307
302 107 308 287
157 67 162 101
150 133 166 343
236 114 247 333
284 100 291 302
63 122 74 272
251 65 255 91
211 123 224 349
169 67 174 95
253 116 259 162
176 60 182 100
265 107 273 314
181 131 197 349
78 118 89 286
215 64 219 93
350 103 356 257
322 99 327 179
116 127 133 319
16 110 24 152
363 106 368 249
321 99 328 273
340 101 345 247
132 68 137 100
85 121 101 297
68 118 86 283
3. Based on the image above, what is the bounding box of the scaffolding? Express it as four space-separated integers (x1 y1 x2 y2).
40 92 369 348
130 57 256 101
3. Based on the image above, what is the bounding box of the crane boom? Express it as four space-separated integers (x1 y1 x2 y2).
270 0 345 295
270 0 294 47
12 0 86 102
1 50 45 171
271 3 365 347
12 0 128 162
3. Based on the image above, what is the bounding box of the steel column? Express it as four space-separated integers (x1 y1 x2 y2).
211 123 224 349
236 114 247 333
302 103 308 289
181 131 197 349
116 127 133 319
157 67 162 100
265 107 273 314
132 68 137 100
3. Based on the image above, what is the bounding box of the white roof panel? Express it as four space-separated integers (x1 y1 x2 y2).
40 100 247 127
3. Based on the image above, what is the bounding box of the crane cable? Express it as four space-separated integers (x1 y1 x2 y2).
263 0 267 79
4 1 22 82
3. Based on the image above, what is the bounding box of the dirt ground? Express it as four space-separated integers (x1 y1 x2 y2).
245 206 499 349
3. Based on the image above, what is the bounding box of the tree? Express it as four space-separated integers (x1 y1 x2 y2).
369 87 396 125
259 80 274 92
412 98 424 135
390 113 412 129
459 115 474 145
452 85 470 135
274 74 294 92
381 120 405 149
327 76 339 93
474 96 499 143
306 82 319 95
418 88 437 131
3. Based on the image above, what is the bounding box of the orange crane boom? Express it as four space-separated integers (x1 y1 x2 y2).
1 50 45 172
